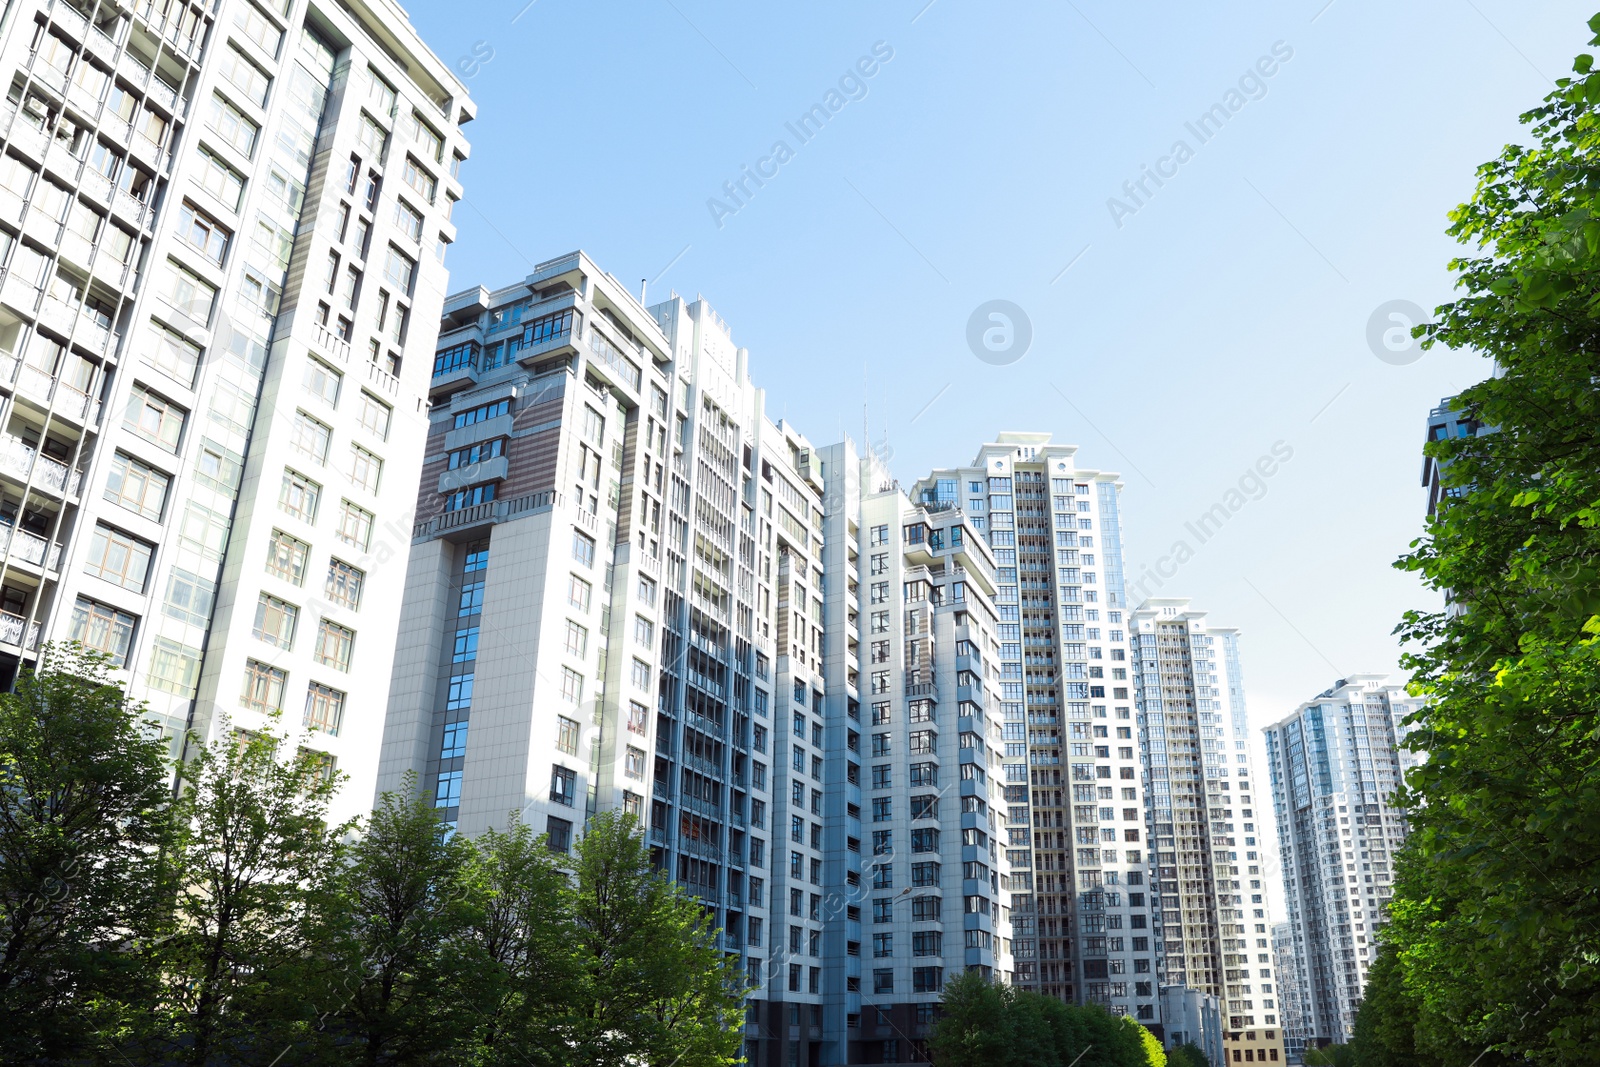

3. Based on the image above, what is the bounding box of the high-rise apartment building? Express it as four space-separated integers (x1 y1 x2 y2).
1421 398 1487 518
1272 921 1308 1063
823 438 1012 1060
0 0 470 821
914 434 1158 1023
1129 598 1284 1066
1263 677 1419 1048
380 257 1020 1065
378 254 798 1042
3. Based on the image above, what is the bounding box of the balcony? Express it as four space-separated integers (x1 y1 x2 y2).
515 324 578 367
0 434 80 496
0 524 61 572
367 359 400 397
0 610 40 651
312 321 351 364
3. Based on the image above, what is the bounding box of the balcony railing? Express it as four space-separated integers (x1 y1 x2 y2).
0 524 61 570
313 321 351 363
0 433 78 495
0 610 40 650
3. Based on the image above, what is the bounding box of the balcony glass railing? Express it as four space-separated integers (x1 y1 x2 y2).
0 433 78 494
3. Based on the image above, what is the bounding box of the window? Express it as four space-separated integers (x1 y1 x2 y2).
560 667 583 703
572 530 596 567
567 575 591 611
434 770 462 808
241 659 286 714
147 638 202 697
291 411 331 463
383 245 416 294
69 598 136 666
304 359 341 407
913 967 944 993
304 683 344 735
196 148 245 209
335 500 374 549
446 673 474 710
546 816 572 853
83 525 153 592
358 391 392 439
326 559 364 609
550 765 576 806
195 440 244 493
556 715 580 755
625 746 645 779
349 444 382 494
441 721 467 759
401 155 436 202
164 569 217 626
219 44 270 105
630 658 650 689
633 615 654 648
393 198 424 241
208 92 259 155
444 483 496 512
177 503 230 562
279 469 321 523
104 452 169 520
453 399 509 429
167 263 218 321
409 111 444 161
355 111 387 156
451 626 478 662
314 620 354 671
126 384 185 452
564 619 588 656
176 202 230 270
266 530 309 585
253 594 298 649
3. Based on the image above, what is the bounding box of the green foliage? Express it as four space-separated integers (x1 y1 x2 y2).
565 809 747 1067
930 971 1165 1067
1385 9 1600 1066
1167 1042 1211 1067
143 717 350 1067
0 646 177 1064
0 657 747 1063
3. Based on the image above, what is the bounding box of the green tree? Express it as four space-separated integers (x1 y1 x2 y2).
141 719 348 1066
1167 1042 1210 1067
1389 9 1600 1066
306 777 481 1066
0 647 176 1064
463 815 580 1067
930 970 1017 1067
566 810 745 1067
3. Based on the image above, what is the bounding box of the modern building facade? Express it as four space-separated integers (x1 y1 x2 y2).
0 0 470 821
1160 984 1225 1067
379 257 1027 1065
1263 677 1420 1047
1421 398 1487 518
1129 599 1284 1065
915 434 1158 1024
1272 921 1308 1063
823 437 1013 1060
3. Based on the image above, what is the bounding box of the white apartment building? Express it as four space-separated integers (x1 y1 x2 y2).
1263 677 1420 1047
824 437 1012 1060
0 0 470 821
1130 599 1284 1065
1272 921 1309 1063
915 433 1156 1022
381 253 1020 1066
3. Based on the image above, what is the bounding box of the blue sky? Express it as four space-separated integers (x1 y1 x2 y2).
404 0 1588 733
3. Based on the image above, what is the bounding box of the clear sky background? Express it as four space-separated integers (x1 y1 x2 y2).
403 0 1591 904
